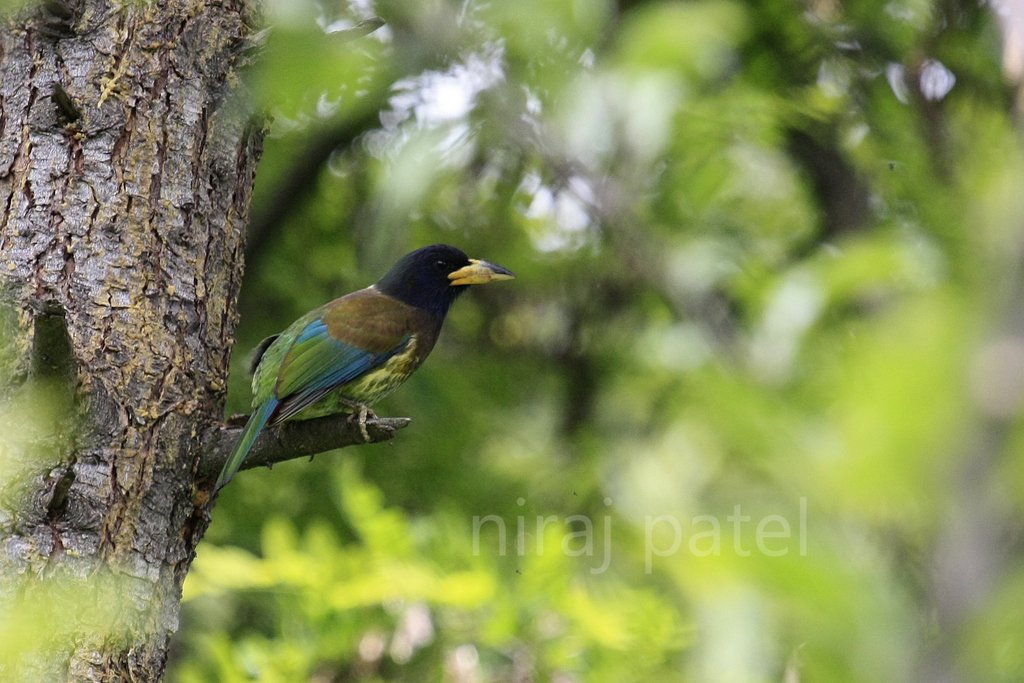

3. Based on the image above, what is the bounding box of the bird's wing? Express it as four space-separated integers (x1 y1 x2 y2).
271 288 417 422
248 334 280 376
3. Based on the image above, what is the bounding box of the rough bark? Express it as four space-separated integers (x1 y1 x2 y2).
0 1 260 679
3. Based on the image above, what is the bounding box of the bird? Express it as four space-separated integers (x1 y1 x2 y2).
215 244 515 490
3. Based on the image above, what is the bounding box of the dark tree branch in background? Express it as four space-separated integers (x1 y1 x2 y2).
785 129 872 241
243 16 386 262
199 413 410 481
245 107 385 262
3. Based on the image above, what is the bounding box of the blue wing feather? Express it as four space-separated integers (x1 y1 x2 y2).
272 318 409 422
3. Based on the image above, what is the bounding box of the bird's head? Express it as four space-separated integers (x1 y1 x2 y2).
375 244 515 319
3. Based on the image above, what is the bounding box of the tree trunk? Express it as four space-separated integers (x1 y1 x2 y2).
0 1 261 679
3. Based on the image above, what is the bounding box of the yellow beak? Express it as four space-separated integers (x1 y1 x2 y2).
448 259 516 286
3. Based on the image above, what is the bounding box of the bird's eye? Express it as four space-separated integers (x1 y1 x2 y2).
435 259 449 271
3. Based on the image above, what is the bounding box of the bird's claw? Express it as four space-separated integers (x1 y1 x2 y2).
344 402 377 442
357 405 371 442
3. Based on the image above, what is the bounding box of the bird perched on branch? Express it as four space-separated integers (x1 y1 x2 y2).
215 244 515 490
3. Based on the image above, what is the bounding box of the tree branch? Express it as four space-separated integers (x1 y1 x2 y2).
331 17 385 43
198 413 411 481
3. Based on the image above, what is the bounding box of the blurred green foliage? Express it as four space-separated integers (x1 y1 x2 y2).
0 308 125 677
173 0 1024 681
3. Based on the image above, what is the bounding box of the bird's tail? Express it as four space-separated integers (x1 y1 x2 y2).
216 397 278 491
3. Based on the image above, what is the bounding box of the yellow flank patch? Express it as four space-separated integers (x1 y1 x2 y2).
343 335 421 405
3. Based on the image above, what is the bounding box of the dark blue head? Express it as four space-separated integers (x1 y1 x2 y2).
375 244 515 320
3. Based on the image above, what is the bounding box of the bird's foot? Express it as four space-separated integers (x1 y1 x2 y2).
342 401 377 442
